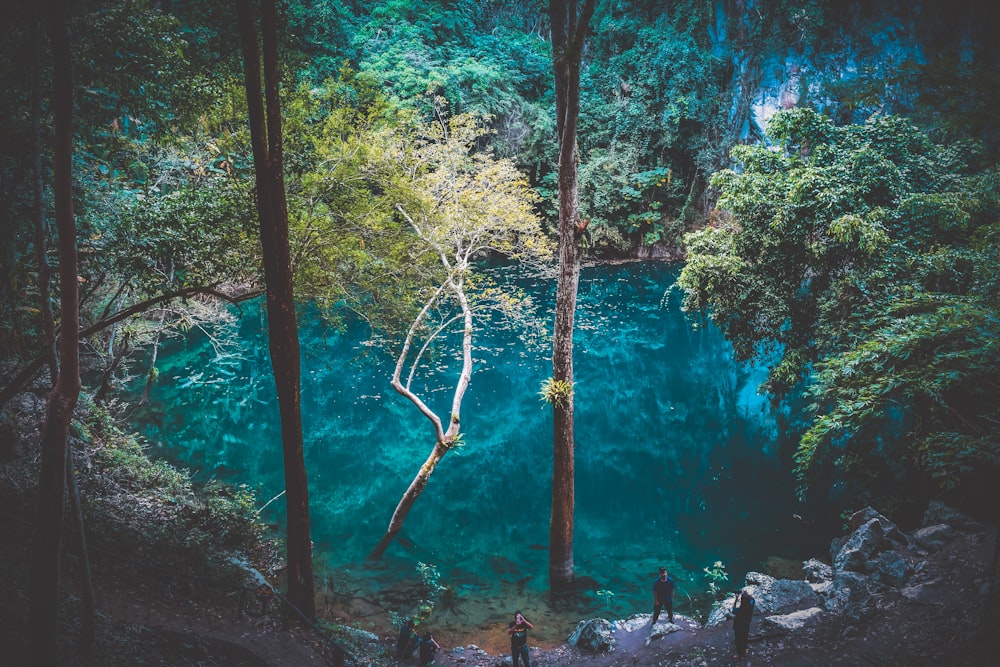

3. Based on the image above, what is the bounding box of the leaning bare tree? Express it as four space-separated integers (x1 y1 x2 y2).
366 115 550 559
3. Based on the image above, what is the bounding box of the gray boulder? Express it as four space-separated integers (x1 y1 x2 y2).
922 501 985 533
822 570 891 616
833 508 915 584
803 558 833 583
747 571 822 615
760 607 824 635
847 507 907 543
873 549 914 587
567 618 616 654
645 621 682 645
705 600 735 628
912 523 955 551
828 535 847 563
829 506 916 589
706 572 820 627
616 614 652 633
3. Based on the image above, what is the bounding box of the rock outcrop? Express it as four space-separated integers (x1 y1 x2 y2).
567 618 616 654
704 503 990 647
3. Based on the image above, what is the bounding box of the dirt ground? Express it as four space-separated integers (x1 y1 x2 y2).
2 521 996 667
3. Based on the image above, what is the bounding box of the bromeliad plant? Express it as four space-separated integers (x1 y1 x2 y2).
539 377 574 409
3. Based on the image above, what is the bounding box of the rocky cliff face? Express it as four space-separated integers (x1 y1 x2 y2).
717 0 1000 141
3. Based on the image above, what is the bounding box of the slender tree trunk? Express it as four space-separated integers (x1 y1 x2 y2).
93 337 130 404
141 312 166 404
236 0 314 620
31 3 57 385
29 0 80 662
65 449 95 653
547 0 595 594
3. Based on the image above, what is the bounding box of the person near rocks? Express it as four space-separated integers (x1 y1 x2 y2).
508 610 534 667
395 618 420 660
418 631 441 666
652 566 675 624
732 589 755 659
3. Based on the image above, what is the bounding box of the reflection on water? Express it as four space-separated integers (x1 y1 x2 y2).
127 261 830 646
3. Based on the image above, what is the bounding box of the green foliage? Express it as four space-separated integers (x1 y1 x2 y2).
702 560 729 599
284 76 549 349
414 561 447 623
595 588 617 609
680 108 1000 507
74 401 275 574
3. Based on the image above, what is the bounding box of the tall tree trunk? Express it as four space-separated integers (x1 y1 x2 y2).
65 449 95 653
547 0 595 594
236 0 315 621
31 2 57 385
29 0 80 662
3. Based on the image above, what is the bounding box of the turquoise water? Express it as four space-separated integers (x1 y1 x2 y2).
127 261 829 642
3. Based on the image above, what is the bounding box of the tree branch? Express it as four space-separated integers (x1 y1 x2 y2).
0 286 262 409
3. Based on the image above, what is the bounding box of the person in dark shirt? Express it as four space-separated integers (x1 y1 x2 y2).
652 566 675 624
508 611 534 667
732 589 756 659
418 631 440 666
395 618 420 659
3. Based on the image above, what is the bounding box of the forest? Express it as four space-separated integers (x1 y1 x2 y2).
1 0 999 665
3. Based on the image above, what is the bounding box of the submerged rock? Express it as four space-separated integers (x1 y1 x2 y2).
763 555 804 580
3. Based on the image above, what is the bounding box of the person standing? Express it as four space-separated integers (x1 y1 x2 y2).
652 566 675 624
508 611 534 667
395 618 419 659
732 589 755 659
418 631 441 666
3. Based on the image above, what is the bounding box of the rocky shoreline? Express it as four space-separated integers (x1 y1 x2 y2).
392 502 998 666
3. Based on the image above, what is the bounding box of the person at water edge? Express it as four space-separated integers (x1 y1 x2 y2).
732 589 756 659
508 610 534 667
395 618 420 659
418 631 441 666
652 566 675 624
